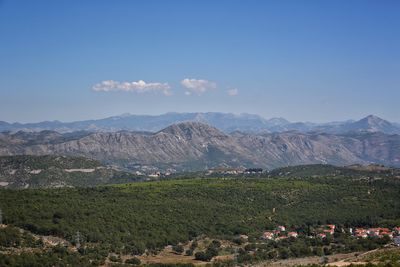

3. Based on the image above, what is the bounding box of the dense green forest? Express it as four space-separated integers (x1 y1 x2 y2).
166 163 400 181
1 176 400 253
1 165 400 266
0 245 105 267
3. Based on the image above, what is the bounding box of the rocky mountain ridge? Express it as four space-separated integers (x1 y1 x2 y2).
0 122 399 171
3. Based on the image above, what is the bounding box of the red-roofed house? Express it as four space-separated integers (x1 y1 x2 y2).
323 229 334 235
317 233 326 239
262 231 274 240
367 228 393 238
327 224 336 230
355 228 368 238
288 232 298 238
277 225 286 232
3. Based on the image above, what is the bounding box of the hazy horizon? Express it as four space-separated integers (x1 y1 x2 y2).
0 111 398 125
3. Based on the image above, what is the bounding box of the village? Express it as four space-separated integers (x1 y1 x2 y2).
262 224 400 244
206 167 264 175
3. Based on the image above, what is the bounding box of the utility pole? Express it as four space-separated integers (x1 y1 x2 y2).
233 247 239 266
320 247 328 265
75 231 81 249
0 208 2 225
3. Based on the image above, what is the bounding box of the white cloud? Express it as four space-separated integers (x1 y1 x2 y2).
92 80 171 95
227 88 239 96
180 78 216 95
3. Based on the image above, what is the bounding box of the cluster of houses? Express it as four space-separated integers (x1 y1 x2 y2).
147 171 174 178
206 167 245 175
262 225 299 241
351 226 400 239
262 225 400 241
206 167 265 175
315 224 336 239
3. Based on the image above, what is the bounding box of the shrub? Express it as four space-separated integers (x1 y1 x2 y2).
194 251 211 261
172 244 184 254
125 257 141 265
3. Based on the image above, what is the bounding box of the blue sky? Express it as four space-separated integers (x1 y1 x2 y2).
0 0 399 123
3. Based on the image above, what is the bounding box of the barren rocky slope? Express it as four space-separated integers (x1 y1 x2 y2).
0 122 399 171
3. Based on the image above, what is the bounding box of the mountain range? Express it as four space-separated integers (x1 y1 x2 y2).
1 113 399 134
0 121 399 171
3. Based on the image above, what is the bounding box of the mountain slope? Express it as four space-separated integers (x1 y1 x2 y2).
38 123 256 170
0 122 399 171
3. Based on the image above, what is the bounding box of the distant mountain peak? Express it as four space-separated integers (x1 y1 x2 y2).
363 114 385 121
358 115 391 125
160 121 221 132
345 115 398 133
118 113 132 118
366 114 378 118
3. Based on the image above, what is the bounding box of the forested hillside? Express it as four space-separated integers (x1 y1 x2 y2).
0 155 146 188
1 176 399 254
